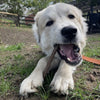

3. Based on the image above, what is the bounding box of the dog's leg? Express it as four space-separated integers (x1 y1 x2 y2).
19 57 48 97
50 60 75 94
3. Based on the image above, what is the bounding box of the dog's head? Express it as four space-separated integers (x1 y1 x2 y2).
33 3 88 66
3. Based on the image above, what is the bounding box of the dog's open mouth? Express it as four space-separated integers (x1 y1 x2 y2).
57 44 82 66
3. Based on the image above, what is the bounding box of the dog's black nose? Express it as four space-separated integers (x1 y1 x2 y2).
61 27 77 40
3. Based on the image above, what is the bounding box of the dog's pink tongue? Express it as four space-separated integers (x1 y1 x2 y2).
60 44 74 60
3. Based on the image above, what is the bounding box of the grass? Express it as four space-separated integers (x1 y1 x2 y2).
0 18 32 28
0 18 14 23
83 36 100 58
0 56 36 96
67 79 100 100
35 86 50 100
0 43 43 98
0 24 32 33
0 43 24 51
0 34 100 99
0 79 11 96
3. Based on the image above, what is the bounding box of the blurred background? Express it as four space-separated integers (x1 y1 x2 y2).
0 0 100 32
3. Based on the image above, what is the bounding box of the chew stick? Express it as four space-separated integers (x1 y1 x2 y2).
43 45 59 78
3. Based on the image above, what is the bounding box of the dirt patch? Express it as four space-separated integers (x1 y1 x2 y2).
0 26 36 45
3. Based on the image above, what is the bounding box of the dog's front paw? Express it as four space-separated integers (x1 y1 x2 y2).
50 75 74 95
19 75 43 97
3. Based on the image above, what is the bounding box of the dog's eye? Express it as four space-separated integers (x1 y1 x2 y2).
46 20 54 26
68 14 75 19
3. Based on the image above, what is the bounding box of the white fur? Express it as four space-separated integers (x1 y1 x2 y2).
50 60 75 94
20 3 88 96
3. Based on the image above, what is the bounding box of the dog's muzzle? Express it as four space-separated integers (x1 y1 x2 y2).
55 27 82 66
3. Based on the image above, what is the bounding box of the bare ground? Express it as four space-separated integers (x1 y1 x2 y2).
0 26 36 45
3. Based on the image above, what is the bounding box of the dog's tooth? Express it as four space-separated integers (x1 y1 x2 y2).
67 58 71 61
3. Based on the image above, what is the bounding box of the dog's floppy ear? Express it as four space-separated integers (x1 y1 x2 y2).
77 9 88 34
32 11 43 44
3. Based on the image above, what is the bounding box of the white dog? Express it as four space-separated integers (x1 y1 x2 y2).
20 3 88 96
